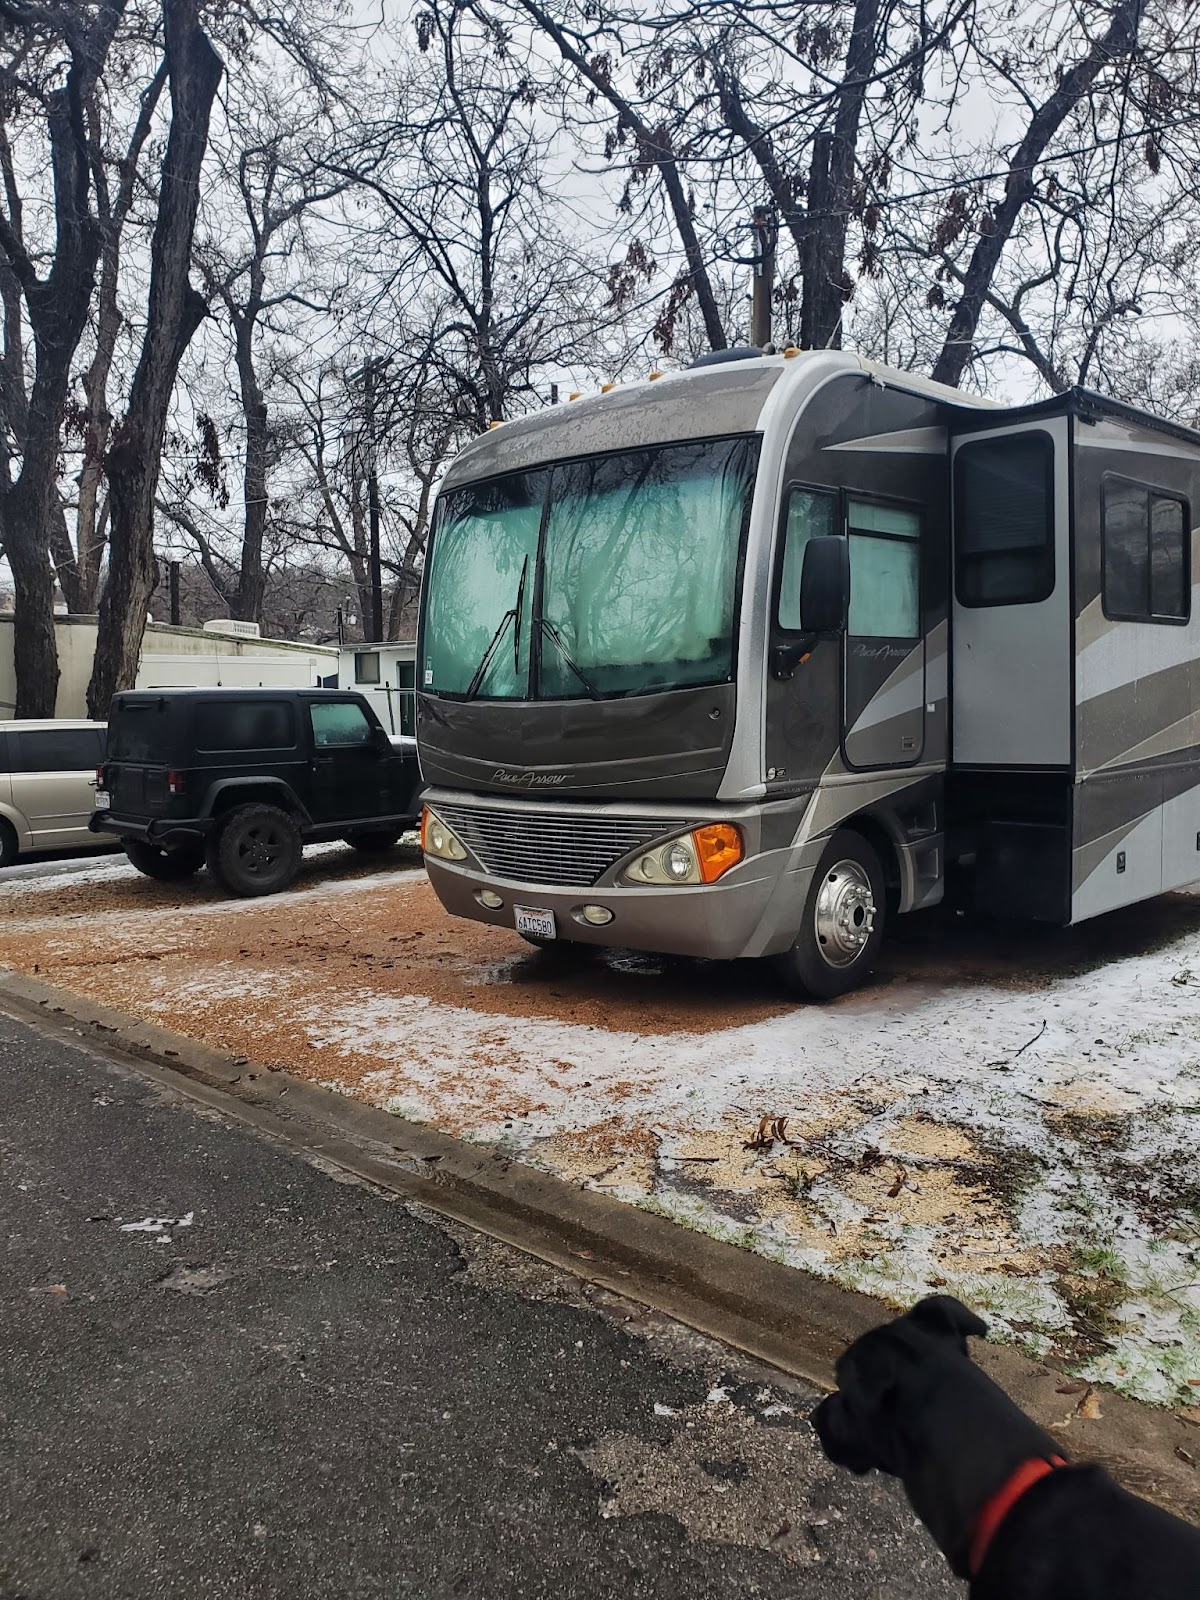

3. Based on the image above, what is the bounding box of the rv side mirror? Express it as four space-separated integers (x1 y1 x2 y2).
799 536 850 636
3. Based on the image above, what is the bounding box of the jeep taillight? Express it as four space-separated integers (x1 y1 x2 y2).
95 765 105 787
166 770 184 795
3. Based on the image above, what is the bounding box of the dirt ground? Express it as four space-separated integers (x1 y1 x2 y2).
4 844 1200 1413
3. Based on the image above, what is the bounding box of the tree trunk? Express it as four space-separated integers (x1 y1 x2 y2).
88 0 222 718
4 524 59 714
1 70 111 714
49 495 84 613
932 0 1143 387
802 0 882 350
233 320 268 623
77 60 169 615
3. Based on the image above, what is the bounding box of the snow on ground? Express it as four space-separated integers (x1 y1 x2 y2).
296 935 1200 1404
4 852 1200 1407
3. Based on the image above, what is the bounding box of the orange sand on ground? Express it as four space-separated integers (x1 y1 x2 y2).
0 852 790 1080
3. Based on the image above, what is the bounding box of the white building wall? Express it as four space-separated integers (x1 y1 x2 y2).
0 617 338 718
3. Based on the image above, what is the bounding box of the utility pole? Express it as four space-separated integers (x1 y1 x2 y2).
750 205 778 348
363 358 385 644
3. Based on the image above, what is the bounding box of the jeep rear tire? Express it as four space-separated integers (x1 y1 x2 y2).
0 817 18 869
124 839 205 882
343 829 402 853
773 829 885 1000
206 804 302 897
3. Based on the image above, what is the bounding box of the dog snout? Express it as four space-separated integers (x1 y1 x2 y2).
811 1392 877 1475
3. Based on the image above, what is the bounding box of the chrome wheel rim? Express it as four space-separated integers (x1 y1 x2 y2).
814 858 876 968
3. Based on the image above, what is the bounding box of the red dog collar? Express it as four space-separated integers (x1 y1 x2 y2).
968 1455 1068 1577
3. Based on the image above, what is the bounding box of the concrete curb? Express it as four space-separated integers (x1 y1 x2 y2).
2 966 1198 1524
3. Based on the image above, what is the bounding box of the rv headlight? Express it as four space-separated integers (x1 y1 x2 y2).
421 806 467 862
622 825 744 888
665 841 694 880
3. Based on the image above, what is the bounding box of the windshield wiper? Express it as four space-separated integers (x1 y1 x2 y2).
538 618 603 701
464 556 528 701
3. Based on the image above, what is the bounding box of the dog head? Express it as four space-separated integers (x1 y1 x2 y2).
811 1295 988 1477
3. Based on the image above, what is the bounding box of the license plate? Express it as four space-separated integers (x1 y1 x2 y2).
94 792 111 810
514 905 556 940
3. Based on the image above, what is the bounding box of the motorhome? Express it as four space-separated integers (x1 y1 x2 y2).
415 349 1200 996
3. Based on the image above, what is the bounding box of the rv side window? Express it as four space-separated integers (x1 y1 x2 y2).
777 487 838 630
1102 477 1189 624
847 499 920 638
954 433 1054 607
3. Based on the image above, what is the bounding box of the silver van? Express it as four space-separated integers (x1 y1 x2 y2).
0 720 111 867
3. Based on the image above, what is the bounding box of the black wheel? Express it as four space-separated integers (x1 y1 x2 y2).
0 818 18 868
773 829 886 999
205 804 302 898
123 839 205 882
343 830 402 854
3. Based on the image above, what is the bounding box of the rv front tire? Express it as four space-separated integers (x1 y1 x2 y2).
774 828 885 1000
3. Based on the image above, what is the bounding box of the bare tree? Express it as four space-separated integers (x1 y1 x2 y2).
193 74 360 623
931 0 1146 386
88 0 222 715
0 0 126 715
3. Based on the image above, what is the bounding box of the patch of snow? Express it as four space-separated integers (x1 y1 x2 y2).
119 1211 194 1234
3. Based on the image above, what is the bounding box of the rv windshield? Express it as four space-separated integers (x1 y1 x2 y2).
423 435 758 701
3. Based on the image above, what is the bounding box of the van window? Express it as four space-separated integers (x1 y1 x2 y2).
847 499 920 638
1102 477 1189 623
12 726 104 772
955 432 1055 606
195 701 295 751
310 701 373 747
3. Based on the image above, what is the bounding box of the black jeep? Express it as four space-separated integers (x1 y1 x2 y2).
92 688 422 897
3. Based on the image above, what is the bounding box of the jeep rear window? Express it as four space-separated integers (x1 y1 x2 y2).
195 701 295 752
107 701 173 762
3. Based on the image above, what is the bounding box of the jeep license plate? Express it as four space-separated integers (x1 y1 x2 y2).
94 792 111 810
514 906 555 941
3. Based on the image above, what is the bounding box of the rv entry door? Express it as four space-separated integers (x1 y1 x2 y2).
950 418 1071 767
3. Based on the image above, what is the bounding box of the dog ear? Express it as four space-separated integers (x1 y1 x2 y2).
907 1295 988 1347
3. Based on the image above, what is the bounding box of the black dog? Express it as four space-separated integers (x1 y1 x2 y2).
812 1295 1200 1598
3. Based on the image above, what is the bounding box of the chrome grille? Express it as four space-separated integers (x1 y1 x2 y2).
434 802 677 887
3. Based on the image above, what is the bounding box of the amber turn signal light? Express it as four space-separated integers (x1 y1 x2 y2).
692 823 743 883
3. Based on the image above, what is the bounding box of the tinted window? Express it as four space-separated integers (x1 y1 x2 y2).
1102 477 1189 623
310 701 373 747
108 702 172 762
777 487 838 630
195 701 295 752
847 500 920 638
955 433 1054 606
14 727 104 772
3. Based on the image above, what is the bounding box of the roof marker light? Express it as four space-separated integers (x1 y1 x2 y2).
648 371 664 381
783 347 801 358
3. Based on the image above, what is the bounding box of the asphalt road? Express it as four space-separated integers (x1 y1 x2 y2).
0 1011 958 1600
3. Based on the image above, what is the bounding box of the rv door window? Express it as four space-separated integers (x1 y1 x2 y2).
1102 476 1189 623
847 500 920 639
954 432 1054 607
777 488 838 629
